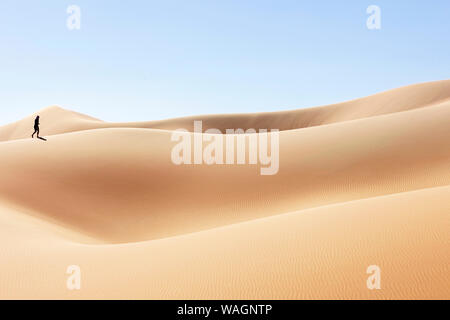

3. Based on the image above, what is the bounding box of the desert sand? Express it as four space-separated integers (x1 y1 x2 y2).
0 80 449 299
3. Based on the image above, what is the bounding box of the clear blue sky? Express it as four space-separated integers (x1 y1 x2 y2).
0 0 449 125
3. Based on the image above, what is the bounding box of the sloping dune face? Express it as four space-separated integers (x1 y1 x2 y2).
0 81 449 299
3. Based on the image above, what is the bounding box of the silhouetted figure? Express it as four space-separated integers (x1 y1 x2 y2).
32 116 46 140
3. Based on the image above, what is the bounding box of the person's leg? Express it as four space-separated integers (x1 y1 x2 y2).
36 128 40 138
32 129 36 138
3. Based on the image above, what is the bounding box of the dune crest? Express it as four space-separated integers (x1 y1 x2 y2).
1 80 450 142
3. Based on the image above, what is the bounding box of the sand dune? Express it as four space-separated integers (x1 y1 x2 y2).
2 80 450 141
0 80 448 299
1 185 448 299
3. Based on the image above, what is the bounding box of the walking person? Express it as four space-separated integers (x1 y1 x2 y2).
32 116 46 140
32 116 40 138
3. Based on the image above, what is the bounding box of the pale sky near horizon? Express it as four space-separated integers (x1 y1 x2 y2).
0 0 449 125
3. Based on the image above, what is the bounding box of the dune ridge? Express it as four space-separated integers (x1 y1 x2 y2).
1 80 450 141
0 80 448 299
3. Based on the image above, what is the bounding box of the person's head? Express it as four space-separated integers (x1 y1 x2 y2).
36 115 40 120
